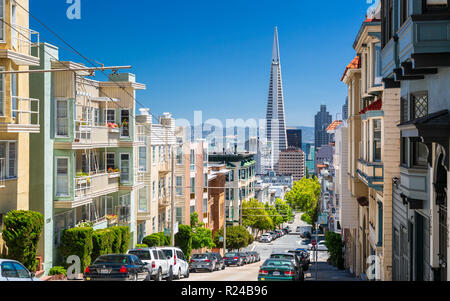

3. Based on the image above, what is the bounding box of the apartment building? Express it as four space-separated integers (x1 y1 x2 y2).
208 153 256 226
277 147 305 181
28 43 146 271
341 1 401 280
207 164 229 234
380 0 450 281
0 0 40 253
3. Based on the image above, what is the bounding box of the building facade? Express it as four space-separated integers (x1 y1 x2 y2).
314 105 332 148
277 147 305 181
286 128 302 149
380 0 450 281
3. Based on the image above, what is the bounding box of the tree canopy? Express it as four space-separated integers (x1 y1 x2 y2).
285 177 321 225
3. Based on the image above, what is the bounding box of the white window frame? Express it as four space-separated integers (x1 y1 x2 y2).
0 141 17 179
176 176 183 196
120 109 130 138
106 152 116 170
55 99 69 138
138 146 147 172
138 186 148 213
119 153 130 183
55 156 70 197
103 109 116 125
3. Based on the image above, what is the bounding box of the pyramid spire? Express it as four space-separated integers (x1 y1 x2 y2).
272 26 280 63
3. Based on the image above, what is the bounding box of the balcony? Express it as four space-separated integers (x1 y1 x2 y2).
158 191 170 207
356 159 384 191
0 24 40 66
73 173 119 203
158 161 170 175
382 15 450 81
0 96 40 133
0 158 5 188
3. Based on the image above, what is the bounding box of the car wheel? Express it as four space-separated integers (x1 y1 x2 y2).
184 268 190 278
222 263 225 270
210 264 215 272
154 269 162 281
145 271 152 281
175 268 181 280
167 267 174 281
132 273 138 281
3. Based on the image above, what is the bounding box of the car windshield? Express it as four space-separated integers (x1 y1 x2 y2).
162 250 173 258
263 259 293 268
270 254 293 259
192 254 208 259
95 255 130 264
128 250 151 260
225 253 237 257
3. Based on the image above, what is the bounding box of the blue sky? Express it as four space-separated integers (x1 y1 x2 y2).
31 0 374 127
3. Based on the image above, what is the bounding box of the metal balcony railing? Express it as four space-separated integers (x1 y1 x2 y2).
11 96 39 126
10 24 40 58
0 158 5 188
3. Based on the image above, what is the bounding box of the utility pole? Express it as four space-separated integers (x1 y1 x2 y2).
223 197 227 255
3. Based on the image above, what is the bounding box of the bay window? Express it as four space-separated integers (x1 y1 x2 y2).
104 109 116 124
373 119 382 162
412 141 428 167
0 67 4 116
120 110 129 137
138 146 147 172
176 176 183 196
106 153 115 170
138 187 148 212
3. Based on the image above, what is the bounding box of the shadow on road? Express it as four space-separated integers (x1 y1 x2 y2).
306 262 361 281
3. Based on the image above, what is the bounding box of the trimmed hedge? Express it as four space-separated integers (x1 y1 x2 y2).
118 226 131 253
175 225 193 259
2 210 44 272
135 244 148 248
59 227 93 271
157 232 170 246
110 226 123 254
92 229 114 262
142 233 161 247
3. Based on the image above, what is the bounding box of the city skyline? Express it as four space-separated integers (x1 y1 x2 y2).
30 0 374 127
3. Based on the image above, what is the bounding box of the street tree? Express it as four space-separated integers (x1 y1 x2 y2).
285 177 321 226
242 199 273 237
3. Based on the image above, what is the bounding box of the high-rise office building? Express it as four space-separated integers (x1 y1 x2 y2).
314 105 332 148
342 97 349 121
286 128 302 149
266 27 287 168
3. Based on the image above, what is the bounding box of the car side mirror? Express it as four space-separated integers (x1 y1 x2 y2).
30 272 36 278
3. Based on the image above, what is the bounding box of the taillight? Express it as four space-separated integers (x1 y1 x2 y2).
233 257 238 260
284 271 295 276
119 266 127 273
189 260 194 263
152 261 155 269
205 259 211 263
84 266 90 274
174 254 177 265
259 270 269 275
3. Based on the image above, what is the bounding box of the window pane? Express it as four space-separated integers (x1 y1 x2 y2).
56 100 69 136
138 187 148 212
413 141 428 167
120 110 130 137
1 262 18 278
120 154 130 183
413 94 428 119
139 147 147 172
56 158 69 196
0 71 4 116
8 142 16 177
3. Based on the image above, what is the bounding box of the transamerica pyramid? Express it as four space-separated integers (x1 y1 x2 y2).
266 27 287 170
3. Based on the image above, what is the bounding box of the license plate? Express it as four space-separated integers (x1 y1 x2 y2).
273 271 280 276
100 269 109 274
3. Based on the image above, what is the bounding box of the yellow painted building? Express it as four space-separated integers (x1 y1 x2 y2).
0 0 40 252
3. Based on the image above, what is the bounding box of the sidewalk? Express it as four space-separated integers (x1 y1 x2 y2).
306 261 361 281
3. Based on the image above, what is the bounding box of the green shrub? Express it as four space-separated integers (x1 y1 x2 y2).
2 210 44 272
142 233 161 247
110 226 123 253
324 231 344 269
175 225 193 259
135 244 148 248
118 226 131 253
92 229 114 262
247 233 255 245
156 232 171 246
59 227 93 271
48 266 67 276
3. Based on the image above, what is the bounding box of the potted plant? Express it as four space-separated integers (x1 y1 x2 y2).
106 214 118 224
47 266 67 281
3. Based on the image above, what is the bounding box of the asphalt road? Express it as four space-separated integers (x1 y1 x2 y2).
180 213 329 281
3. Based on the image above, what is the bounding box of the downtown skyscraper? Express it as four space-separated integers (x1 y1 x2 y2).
266 27 287 170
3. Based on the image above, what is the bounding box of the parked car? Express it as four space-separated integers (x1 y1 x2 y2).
268 231 277 240
241 252 251 264
269 252 304 280
295 226 301 232
210 252 226 271
127 247 171 281
308 241 328 251
189 253 216 272
249 251 261 262
84 254 150 281
260 233 272 243
275 229 283 237
288 250 310 271
296 248 311 265
0 259 41 281
258 258 301 281
224 252 245 266
301 238 311 245
161 247 190 279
